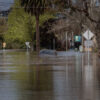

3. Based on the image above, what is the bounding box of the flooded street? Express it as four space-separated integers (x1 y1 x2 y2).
0 50 100 100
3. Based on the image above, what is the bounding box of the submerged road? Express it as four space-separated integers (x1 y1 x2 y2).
0 50 99 100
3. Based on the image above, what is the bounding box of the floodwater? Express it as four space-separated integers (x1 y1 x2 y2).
0 50 100 100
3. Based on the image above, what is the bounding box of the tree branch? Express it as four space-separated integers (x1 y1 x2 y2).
68 0 98 23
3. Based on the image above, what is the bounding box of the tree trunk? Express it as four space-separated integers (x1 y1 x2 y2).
36 15 40 55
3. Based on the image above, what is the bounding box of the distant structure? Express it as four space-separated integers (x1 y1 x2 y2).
0 9 10 19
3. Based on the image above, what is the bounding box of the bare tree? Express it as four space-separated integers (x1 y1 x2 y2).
50 0 100 49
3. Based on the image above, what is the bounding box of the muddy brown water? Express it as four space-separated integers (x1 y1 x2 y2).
0 50 100 100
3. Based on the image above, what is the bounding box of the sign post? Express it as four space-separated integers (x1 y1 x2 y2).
66 32 68 51
83 29 94 65
53 39 55 50
25 42 30 51
88 30 89 66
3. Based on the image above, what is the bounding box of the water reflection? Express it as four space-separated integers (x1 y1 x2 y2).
0 51 99 100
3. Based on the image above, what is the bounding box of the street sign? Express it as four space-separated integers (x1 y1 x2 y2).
83 30 94 40
83 30 94 65
25 42 30 48
84 40 93 47
74 36 81 42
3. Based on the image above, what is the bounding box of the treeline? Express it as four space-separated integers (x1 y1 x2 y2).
1 0 100 50
4 0 54 49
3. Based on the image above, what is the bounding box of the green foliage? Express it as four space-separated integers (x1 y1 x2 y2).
0 18 8 42
4 0 54 49
20 0 47 16
21 0 51 53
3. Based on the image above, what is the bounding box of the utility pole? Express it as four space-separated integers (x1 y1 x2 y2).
66 32 68 51
53 39 55 50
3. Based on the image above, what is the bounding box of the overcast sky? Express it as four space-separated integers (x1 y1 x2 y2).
0 0 14 11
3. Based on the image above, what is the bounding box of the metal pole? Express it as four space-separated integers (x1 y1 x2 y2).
27 46 28 52
66 32 68 51
88 30 90 66
82 33 84 48
53 39 55 50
